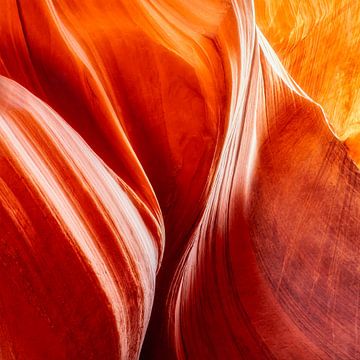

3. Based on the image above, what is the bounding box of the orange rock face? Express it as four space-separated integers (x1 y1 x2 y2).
0 0 359 359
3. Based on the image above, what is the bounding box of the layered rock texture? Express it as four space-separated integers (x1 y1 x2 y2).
0 0 359 359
